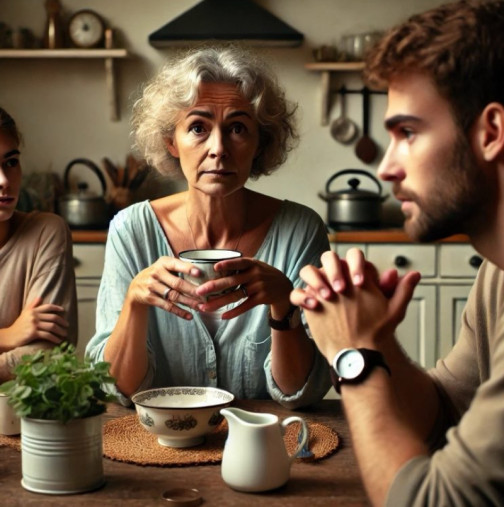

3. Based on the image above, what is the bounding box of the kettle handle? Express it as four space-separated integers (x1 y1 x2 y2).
64 158 107 197
325 168 383 196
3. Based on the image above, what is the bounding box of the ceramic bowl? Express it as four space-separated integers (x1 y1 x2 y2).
131 386 234 448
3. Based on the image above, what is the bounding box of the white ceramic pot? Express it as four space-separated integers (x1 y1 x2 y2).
0 393 20 436
21 414 104 494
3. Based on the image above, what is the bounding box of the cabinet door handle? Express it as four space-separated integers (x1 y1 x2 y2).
394 255 409 268
73 257 82 268
469 255 483 268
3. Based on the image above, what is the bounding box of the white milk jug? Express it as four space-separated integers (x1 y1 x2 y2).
220 407 308 492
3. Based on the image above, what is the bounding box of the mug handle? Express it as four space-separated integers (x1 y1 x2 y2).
282 416 308 461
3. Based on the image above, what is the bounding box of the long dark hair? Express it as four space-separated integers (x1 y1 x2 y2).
0 107 21 145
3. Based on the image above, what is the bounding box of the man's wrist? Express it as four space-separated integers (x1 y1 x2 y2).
331 348 391 394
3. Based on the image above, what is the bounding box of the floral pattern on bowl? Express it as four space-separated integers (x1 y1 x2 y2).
132 386 234 448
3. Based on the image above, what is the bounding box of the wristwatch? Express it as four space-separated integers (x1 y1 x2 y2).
268 304 301 331
331 348 391 394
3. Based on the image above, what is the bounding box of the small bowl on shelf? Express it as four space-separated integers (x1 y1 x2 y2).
132 386 234 448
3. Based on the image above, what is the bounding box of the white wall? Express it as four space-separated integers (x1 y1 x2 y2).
0 0 444 223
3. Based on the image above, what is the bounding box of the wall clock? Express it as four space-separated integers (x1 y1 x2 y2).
68 9 105 48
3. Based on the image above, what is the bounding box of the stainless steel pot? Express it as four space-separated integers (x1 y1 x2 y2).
58 158 110 229
318 169 388 228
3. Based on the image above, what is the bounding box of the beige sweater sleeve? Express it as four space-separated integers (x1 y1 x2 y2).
386 260 504 506
0 212 77 381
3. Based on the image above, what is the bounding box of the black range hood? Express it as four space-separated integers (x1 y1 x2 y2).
149 0 304 48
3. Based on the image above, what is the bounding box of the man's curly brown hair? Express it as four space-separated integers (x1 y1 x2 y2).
365 0 504 133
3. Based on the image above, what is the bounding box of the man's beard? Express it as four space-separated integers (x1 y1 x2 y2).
399 134 494 243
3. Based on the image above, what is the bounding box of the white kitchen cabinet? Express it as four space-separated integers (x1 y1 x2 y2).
73 244 105 358
332 242 366 257
439 244 483 277
75 281 101 358
438 284 473 359
367 244 437 278
395 284 437 368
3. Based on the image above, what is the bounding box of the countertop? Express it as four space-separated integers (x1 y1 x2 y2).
71 228 470 244
0 399 368 506
327 229 469 243
72 230 108 243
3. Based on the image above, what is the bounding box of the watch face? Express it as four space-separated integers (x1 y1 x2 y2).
334 349 365 380
68 10 104 48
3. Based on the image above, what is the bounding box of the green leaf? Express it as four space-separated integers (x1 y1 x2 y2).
5 344 116 422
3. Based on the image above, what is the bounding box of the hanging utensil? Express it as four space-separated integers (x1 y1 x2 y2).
128 166 149 191
126 153 138 184
102 157 118 187
330 87 358 145
355 87 378 164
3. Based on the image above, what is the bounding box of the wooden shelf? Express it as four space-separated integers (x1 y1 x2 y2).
304 62 365 72
0 49 130 121
305 61 365 125
0 48 128 58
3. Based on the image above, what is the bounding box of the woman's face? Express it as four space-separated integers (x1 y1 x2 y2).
0 131 21 224
165 82 260 198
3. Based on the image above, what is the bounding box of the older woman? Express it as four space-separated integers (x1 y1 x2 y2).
0 107 77 381
86 46 331 408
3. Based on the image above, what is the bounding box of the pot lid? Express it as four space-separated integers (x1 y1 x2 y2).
327 177 381 200
319 169 386 202
62 182 104 201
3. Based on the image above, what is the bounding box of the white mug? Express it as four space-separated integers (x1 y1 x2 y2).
179 249 242 295
0 393 20 436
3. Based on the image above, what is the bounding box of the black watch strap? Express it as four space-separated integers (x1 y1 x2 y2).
268 304 300 331
331 348 391 394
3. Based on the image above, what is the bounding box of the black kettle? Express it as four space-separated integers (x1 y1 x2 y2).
58 158 110 229
318 169 388 228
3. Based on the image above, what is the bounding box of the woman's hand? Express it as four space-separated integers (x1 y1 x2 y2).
126 255 206 320
0 297 69 350
194 257 293 319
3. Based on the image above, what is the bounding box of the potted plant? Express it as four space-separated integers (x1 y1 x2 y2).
0 343 115 494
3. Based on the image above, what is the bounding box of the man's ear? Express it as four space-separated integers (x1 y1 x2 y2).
475 103 504 162
164 137 179 158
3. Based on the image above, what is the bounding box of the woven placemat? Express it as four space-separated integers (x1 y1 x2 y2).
0 416 340 468
0 434 20 451
103 414 340 467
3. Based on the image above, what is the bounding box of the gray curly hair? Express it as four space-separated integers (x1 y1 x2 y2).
131 45 298 180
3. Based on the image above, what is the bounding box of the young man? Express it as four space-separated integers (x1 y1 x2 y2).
291 1 504 505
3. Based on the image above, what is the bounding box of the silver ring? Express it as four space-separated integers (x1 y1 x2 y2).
241 285 248 298
163 287 171 300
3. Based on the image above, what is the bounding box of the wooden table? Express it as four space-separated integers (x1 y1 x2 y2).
0 399 368 506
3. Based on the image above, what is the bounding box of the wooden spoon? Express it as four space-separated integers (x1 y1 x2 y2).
355 87 378 164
